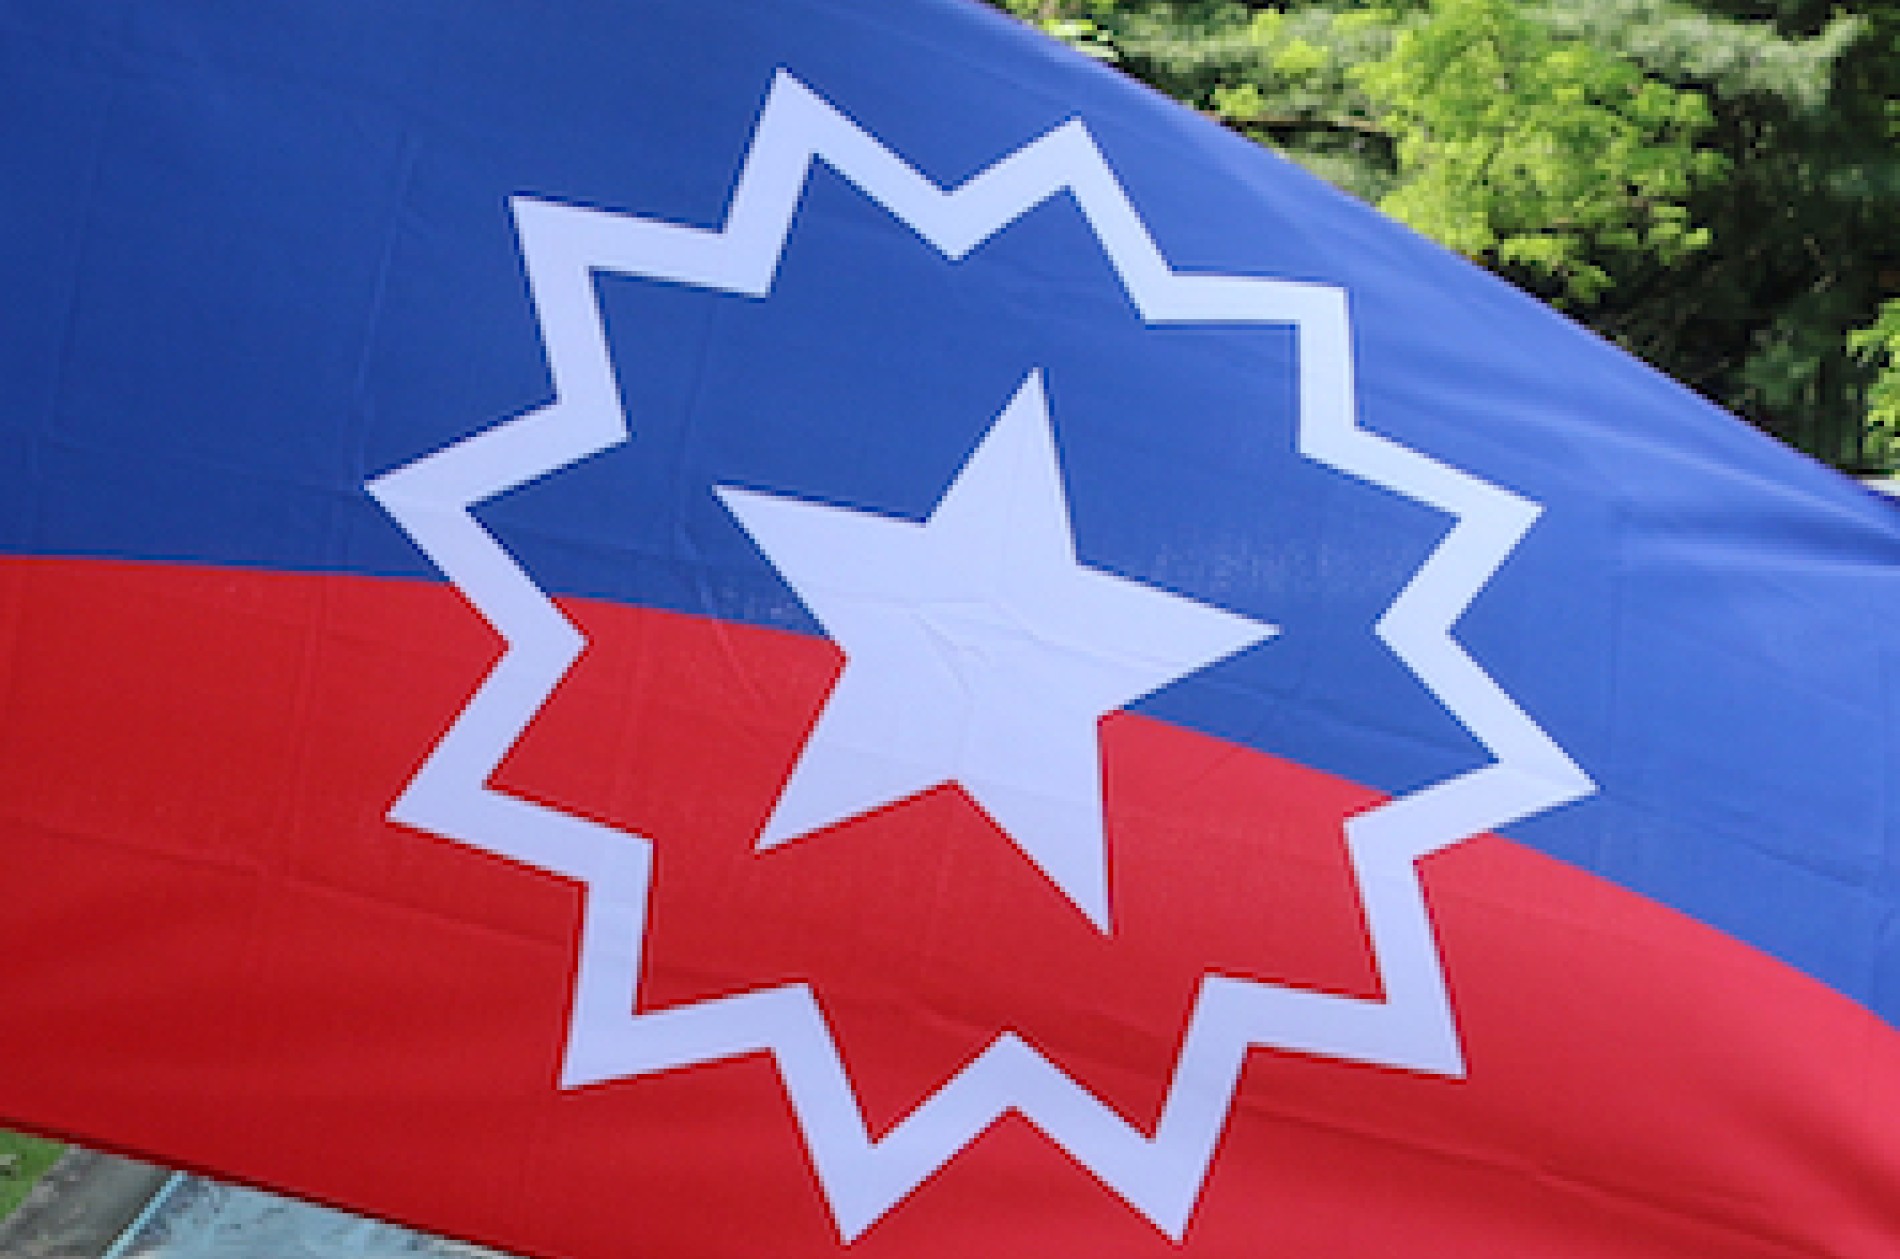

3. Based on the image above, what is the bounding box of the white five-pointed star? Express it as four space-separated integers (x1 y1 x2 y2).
716 371 1276 930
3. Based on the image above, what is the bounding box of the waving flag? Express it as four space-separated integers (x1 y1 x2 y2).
3 2 1898 1256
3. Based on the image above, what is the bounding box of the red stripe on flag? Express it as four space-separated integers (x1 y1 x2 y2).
0 556 1895 1257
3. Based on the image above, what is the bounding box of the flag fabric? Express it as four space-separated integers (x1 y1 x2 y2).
3 2 1900 1256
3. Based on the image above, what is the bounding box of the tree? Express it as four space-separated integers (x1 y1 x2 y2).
993 0 1900 472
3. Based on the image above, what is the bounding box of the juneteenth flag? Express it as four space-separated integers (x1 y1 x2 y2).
3 1 1899 1256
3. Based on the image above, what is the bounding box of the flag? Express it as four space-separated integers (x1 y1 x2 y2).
3 1 1898 1255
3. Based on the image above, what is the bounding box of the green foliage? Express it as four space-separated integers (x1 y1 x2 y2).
1355 0 1724 304
1539 0 1863 108
1851 298 1900 465
0 1130 64 1221
990 0 1900 471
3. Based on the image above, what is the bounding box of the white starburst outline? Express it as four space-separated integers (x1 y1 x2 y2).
368 71 1595 1242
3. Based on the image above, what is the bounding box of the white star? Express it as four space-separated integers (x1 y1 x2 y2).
717 371 1276 930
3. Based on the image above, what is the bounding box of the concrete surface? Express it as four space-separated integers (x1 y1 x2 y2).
106 1176 510 1258
0 1147 171 1259
0 1144 517 1258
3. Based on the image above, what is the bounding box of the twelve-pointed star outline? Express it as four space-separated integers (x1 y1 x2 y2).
368 72 1594 1242
717 370 1275 930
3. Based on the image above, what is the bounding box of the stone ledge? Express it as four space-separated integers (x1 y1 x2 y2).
0 1148 171 1259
